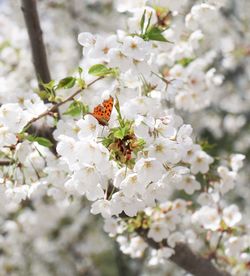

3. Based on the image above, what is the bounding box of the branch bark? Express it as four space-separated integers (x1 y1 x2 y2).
0 160 14 166
171 243 229 276
21 0 58 154
136 228 231 276
21 0 51 89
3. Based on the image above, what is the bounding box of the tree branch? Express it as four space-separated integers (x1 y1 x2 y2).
21 0 51 89
20 0 60 155
24 76 104 129
136 228 231 276
171 244 229 276
117 209 231 276
17 5 232 275
0 160 14 166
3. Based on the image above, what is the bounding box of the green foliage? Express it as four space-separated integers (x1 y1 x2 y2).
140 9 147 34
136 9 172 42
78 66 83 75
77 66 86 89
102 99 131 146
112 121 133 140
143 26 168 42
153 5 169 14
88 64 118 77
101 98 145 168
42 80 56 90
199 140 217 155
57 77 76 89
77 78 86 89
39 80 57 102
113 127 127 139
39 69 85 102
127 212 151 233
38 90 50 101
114 96 124 127
63 100 89 117
26 135 53 148
177 57 194 67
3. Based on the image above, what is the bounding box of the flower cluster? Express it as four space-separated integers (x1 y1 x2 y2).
0 0 249 275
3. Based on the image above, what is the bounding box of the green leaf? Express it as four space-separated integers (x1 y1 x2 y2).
145 26 167 42
114 128 126 139
77 66 86 88
77 78 86 89
140 10 146 34
114 96 125 127
38 90 50 101
145 12 153 33
27 136 53 148
199 140 216 153
178 57 194 67
57 77 76 89
63 101 88 117
41 80 56 90
78 66 83 75
101 136 113 148
39 80 56 102
137 138 146 147
88 64 114 77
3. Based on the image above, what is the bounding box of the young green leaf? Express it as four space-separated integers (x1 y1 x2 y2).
114 96 125 127
145 26 168 42
137 138 146 148
27 136 53 148
78 66 83 75
57 77 76 89
39 80 56 102
38 90 50 101
77 78 86 89
178 57 194 67
114 128 126 139
63 101 88 117
145 12 153 33
41 80 56 90
88 64 114 77
76 67 85 88
140 10 146 34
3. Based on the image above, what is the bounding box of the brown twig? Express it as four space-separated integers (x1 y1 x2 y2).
21 0 51 89
0 160 14 166
24 76 104 129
